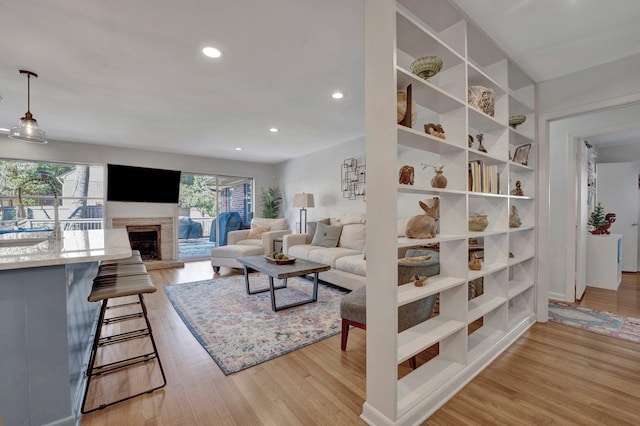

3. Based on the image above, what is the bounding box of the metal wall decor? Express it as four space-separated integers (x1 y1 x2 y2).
341 158 366 200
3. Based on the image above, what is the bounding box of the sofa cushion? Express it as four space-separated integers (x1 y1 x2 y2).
308 247 360 268
246 224 270 239
253 218 288 231
338 223 366 250
288 244 323 260
332 213 366 226
307 218 330 243
236 239 263 247
311 223 343 248
335 254 367 277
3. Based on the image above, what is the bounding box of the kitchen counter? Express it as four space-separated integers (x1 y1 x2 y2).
0 228 132 425
0 228 131 270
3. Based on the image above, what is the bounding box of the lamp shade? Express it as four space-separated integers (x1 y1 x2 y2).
293 193 314 208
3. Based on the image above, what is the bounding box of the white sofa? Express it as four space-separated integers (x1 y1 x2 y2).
283 214 367 291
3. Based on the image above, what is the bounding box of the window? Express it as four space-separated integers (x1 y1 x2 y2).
0 159 104 231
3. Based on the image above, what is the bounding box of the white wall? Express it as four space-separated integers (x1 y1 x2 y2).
0 135 279 222
597 144 640 268
537 55 640 302
276 136 366 229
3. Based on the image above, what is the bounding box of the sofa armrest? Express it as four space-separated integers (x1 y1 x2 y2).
261 229 292 255
228 229 250 245
283 233 310 254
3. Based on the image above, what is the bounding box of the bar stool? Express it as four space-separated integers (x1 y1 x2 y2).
81 265 166 413
99 250 143 266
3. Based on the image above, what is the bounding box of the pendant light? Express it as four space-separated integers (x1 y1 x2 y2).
9 69 47 144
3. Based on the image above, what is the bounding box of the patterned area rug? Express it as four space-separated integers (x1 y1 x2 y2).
548 302 640 343
178 239 217 260
164 274 348 375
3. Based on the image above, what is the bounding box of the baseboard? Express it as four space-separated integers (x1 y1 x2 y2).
548 291 568 302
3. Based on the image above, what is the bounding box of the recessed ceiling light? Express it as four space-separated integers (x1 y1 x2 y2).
0 128 9 133
269 127 279 133
332 91 344 99
235 147 242 151
202 47 222 58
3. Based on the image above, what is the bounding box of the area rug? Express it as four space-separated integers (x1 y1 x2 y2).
548 302 640 343
164 274 348 375
178 239 218 260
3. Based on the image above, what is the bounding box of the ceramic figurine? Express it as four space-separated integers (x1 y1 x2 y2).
406 198 439 239
399 165 414 185
510 180 524 196
468 134 474 148
476 132 487 153
468 253 482 270
424 123 445 139
411 274 428 287
509 205 522 228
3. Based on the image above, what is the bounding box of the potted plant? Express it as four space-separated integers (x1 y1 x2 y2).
588 202 616 234
260 186 282 218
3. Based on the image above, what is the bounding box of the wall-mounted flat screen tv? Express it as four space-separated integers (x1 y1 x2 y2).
107 164 181 203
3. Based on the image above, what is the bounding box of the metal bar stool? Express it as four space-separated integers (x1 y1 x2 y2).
81 269 167 414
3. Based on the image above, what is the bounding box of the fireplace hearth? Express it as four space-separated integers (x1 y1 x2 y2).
126 225 161 260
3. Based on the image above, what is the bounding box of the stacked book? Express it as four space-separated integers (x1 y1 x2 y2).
468 160 500 194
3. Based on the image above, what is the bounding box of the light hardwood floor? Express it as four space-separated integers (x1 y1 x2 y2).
81 263 640 426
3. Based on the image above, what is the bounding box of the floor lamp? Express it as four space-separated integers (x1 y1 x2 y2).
293 193 314 233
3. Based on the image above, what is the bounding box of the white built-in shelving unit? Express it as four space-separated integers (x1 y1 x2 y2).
363 0 537 424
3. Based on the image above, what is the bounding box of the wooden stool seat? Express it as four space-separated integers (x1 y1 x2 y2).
99 250 143 266
95 262 148 278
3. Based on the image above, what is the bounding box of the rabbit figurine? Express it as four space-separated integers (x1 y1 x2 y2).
405 198 439 239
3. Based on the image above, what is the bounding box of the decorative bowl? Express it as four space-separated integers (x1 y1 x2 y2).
264 254 296 265
467 86 495 117
410 56 443 80
397 91 417 125
468 213 489 232
509 115 526 129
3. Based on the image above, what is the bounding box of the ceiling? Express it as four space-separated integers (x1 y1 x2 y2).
2 0 640 164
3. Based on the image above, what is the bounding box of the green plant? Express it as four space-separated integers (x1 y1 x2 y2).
588 202 607 233
260 186 282 218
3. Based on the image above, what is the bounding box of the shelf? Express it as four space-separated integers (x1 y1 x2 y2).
468 261 508 282
398 275 466 305
508 279 534 299
509 162 534 173
508 250 535 266
468 326 504 362
508 225 535 233
468 148 507 165
396 9 465 70
467 191 508 199
468 229 509 239
509 127 534 145
397 124 465 153
508 93 534 116
397 318 465 363
468 107 506 132
397 356 465 417
396 67 466 114
397 234 466 248
508 306 531 328
509 195 534 200
467 62 506 96
467 294 507 323
398 185 466 196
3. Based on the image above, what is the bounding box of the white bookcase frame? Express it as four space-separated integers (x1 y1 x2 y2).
363 0 537 424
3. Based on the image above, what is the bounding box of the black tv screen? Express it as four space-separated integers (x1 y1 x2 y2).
107 164 181 203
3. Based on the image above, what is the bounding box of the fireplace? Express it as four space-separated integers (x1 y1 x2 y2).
127 225 161 260
111 217 177 263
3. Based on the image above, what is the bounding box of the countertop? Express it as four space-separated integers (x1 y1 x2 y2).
0 229 132 271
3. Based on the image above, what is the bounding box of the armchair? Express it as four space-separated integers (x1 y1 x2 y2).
227 218 292 255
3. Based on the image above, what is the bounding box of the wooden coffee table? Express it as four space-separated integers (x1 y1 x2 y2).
237 255 330 311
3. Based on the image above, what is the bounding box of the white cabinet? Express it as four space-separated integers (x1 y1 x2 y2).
363 0 537 424
587 234 623 290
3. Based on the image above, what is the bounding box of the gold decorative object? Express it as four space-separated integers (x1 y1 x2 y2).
409 56 443 80
509 206 522 228
422 163 447 189
510 180 524 196
424 123 445 139
468 253 482 270
509 115 526 129
469 213 489 232
399 165 415 185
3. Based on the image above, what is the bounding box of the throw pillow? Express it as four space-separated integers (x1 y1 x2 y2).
310 223 343 248
246 224 270 239
307 218 330 243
